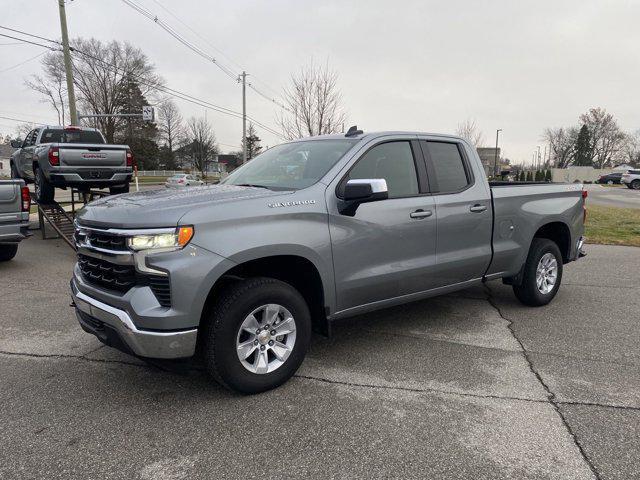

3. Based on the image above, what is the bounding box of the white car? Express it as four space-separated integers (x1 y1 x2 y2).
165 174 204 188
621 169 640 190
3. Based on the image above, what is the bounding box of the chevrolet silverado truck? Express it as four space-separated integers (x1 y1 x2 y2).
0 179 31 261
71 129 587 394
10 125 133 203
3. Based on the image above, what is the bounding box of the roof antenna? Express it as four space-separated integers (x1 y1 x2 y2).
345 125 363 137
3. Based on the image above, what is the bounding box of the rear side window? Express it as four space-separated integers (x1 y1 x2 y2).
424 141 470 193
630 170 640 175
347 141 419 198
40 129 105 144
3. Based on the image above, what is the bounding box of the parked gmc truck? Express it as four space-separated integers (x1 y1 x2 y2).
71 129 587 393
0 179 30 261
10 125 133 203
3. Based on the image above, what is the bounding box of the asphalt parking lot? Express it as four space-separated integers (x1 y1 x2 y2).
585 184 640 209
1 236 639 479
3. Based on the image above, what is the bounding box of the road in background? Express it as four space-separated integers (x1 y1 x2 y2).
0 237 638 479
584 184 640 209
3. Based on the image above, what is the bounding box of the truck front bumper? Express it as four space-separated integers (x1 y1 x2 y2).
70 279 197 359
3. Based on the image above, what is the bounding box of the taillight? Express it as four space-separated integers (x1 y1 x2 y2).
126 149 134 167
582 189 587 223
48 146 59 166
21 186 30 212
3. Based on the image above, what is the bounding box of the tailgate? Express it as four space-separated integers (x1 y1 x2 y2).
59 144 127 167
0 181 20 222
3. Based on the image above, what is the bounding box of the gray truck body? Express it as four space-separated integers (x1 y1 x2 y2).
0 179 29 244
70 131 586 360
10 126 132 190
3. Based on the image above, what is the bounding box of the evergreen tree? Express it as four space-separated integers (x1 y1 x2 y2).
526 171 533 181
545 169 552 182
242 123 263 161
574 124 592 166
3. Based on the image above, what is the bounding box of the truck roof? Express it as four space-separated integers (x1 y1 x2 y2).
290 131 467 143
32 125 101 132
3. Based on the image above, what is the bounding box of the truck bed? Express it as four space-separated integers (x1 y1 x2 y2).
487 182 585 279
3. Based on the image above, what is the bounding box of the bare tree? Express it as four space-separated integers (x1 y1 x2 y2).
25 52 68 125
15 123 35 140
27 39 164 141
579 107 625 168
542 127 579 168
455 119 485 148
183 117 218 176
277 62 347 140
618 130 640 167
157 98 183 152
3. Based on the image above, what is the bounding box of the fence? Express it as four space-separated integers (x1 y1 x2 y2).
136 170 222 178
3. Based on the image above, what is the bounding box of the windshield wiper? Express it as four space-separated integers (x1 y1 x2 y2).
235 183 271 189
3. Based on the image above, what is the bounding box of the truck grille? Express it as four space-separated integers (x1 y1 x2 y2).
77 254 171 307
75 229 128 251
78 254 136 292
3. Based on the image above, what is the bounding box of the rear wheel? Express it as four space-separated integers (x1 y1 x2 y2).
632 180 640 190
202 277 311 394
513 238 563 306
109 183 130 195
34 167 55 203
0 244 19 262
10 162 20 179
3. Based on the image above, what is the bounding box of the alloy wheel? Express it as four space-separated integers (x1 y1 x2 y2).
536 252 558 294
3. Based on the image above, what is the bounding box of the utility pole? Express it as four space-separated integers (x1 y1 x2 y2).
537 145 541 171
239 71 247 164
58 0 78 125
493 129 502 177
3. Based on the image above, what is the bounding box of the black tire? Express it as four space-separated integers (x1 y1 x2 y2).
10 162 20 179
109 183 130 195
513 238 563 307
203 277 312 394
631 180 640 190
34 167 55 203
0 244 18 262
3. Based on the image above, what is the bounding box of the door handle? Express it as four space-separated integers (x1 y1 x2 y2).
410 209 433 219
469 204 487 213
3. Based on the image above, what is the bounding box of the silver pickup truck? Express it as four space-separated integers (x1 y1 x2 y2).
0 179 30 261
10 125 133 203
71 129 587 393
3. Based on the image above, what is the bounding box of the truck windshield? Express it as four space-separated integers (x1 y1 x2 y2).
40 129 105 144
222 139 357 190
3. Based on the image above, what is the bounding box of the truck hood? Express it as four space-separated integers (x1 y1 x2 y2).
76 184 285 228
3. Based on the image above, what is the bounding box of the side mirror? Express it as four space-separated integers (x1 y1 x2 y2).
10 139 22 148
339 179 388 216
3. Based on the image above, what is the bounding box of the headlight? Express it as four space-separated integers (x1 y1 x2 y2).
127 226 194 251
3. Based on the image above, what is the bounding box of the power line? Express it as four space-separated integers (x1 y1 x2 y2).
0 32 59 51
0 26 285 140
122 0 289 112
0 51 46 74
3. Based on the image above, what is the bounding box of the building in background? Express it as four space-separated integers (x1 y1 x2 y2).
0 144 14 177
476 147 506 177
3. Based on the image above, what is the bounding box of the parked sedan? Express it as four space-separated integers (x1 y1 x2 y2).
597 172 623 184
165 174 204 188
621 170 640 189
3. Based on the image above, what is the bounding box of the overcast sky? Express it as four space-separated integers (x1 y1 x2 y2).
1 0 639 164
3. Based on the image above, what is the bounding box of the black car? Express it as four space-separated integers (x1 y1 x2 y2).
597 172 623 184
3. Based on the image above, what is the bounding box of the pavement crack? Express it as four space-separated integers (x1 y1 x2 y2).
294 373 547 405
483 284 602 480
0 349 145 368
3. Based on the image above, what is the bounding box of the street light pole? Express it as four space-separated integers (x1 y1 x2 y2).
239 71 247 164
493 129 502 177
58 0 78 125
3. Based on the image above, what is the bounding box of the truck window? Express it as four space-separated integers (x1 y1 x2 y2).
347 141 419 198
425 141 470 193
39 129 105 144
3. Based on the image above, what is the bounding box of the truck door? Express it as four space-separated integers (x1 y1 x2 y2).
19 129 38 181
419 140 492 286
328 139 438 313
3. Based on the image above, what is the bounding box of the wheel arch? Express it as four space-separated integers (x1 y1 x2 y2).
532 221 572 263
200 253 331 343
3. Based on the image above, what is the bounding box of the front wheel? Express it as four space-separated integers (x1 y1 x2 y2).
513 238 563 307
0 244 19 262
202 277 311 394
631 180 640 190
